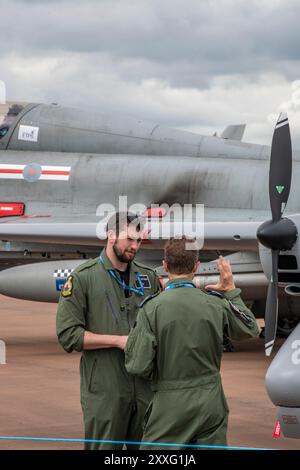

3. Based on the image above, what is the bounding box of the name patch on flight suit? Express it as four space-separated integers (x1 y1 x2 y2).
61 276 73 297
136 274 151 289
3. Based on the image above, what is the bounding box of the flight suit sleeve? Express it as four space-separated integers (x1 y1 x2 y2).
222 288 260 340
56 273 87 353
124 307 157 378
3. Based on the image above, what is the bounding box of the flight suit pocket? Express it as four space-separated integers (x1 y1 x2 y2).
143 401 153 430
88 358 99 394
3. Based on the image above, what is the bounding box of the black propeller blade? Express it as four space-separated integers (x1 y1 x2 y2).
257 112 297 356
269 112 292 222
264 250 279 356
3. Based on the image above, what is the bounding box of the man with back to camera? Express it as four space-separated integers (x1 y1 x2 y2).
125 236 260 449
56 212 160 450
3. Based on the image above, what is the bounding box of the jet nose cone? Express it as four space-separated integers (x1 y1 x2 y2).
0 260 83 302
266 322 300 407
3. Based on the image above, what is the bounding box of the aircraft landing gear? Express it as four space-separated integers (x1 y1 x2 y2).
223 335 235 352
277 317 299 338
259 317 299 339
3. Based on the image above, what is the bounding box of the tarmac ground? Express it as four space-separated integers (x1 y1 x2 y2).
0 295 299 450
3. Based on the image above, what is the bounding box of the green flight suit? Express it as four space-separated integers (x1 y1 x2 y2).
125 278 260 450
56 249 160 450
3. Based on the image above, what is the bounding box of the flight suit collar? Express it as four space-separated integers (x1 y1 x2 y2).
99 249 142 298
99 248 139 273
165 277 196 289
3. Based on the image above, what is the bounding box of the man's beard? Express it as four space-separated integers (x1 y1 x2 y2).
113 243 136 263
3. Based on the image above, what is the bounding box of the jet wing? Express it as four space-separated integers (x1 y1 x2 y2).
0 215 261 251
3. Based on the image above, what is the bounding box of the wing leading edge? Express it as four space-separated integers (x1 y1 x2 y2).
0 215 260 251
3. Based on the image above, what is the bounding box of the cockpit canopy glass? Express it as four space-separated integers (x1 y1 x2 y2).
0 102 25 139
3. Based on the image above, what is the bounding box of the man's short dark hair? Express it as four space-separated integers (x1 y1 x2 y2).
106 211 144 236
164 236 199 274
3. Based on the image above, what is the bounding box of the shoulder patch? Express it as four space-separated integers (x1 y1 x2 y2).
138 291 160 308
206 289 225 299
61 276 73 297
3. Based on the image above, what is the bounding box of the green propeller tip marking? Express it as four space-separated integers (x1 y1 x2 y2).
276 186 284 194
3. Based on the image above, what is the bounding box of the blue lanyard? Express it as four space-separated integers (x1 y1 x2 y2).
165 283 196 291
99 255 145 297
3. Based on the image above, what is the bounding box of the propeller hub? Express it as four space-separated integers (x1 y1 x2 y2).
257 217 297 251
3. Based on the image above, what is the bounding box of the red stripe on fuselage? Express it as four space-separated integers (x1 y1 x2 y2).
41 170 70 175
0 169 70 176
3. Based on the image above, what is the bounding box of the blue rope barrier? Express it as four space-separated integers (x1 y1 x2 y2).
0 436 276 450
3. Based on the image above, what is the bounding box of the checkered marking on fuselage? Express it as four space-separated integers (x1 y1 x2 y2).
53 268 74 279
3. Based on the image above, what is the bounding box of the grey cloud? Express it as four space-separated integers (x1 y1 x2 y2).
1 0 300 147
1 0 300 86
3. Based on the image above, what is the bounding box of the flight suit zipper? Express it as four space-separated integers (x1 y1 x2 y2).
127 308 135 329
105 291 119 323
132 379 137 413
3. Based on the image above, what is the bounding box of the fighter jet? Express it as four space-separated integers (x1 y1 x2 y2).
0 99 298 346
1 97 300 438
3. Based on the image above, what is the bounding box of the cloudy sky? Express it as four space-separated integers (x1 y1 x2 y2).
1 0 300 146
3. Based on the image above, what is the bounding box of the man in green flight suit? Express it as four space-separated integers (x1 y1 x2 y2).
125 236 260 449
56 212 160 450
